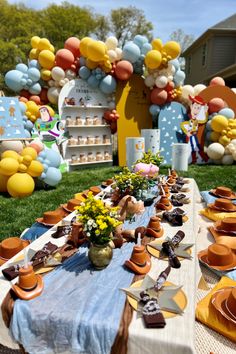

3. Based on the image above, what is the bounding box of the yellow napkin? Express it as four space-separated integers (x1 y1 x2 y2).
196 276 236 343
199 208 236 221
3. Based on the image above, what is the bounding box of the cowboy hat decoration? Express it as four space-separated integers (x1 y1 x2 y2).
0 237 29 266
198 244 236 271
210 186 236 200
208 198 236 212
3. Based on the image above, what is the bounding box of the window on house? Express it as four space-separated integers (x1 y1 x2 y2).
202 43 207 66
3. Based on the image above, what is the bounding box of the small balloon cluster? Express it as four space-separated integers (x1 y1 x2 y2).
0 140 62 198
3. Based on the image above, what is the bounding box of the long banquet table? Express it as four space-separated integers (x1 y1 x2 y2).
0 179 235 354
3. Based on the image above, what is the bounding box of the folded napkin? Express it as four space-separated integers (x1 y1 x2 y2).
196 276 236 343
199 208 236 222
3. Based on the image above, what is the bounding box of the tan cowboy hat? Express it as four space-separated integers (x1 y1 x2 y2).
12 265 43 300
155 197 172 211
210 186 236 200
146 216 164 238
89 186 101 195
208 198 236 212
214 217 236 234
198 244 236 271
61 199 82 213
124 245 151 275
208 226 236 253
211 287 236 325
36 208 65 226
0 237 29 266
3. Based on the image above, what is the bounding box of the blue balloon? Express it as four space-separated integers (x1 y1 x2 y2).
99 75 117 94
24 129 31 138
43 167 62 186
27 67 40 82
44 149 61 168
16 63 28 73
122 42 141 63
19 102 26 114
25 120 34 130
133 35 148 48
206 120 212 131
169 59 180 71
141 42 152 55
95 68 102 74
95 73 102 80
219 108 235 119
79 57 86 66
79 66 91 80
37 157 44 163
149 104 160 116
43 163 49 171
29 83 41 95
29 60 40 69
174 70 185 85
38 151 46 159
5 70 24 92
87 75 100 88
206 131 212 141
20 78 27 86
44 159 51 166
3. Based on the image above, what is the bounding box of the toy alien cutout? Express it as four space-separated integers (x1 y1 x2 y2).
181 95 208 164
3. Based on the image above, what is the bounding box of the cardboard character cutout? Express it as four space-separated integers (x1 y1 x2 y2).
181 96 208 164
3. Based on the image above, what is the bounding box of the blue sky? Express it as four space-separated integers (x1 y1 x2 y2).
8 0 236 42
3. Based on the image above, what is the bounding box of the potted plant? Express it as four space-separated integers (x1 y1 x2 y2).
76 192 121 269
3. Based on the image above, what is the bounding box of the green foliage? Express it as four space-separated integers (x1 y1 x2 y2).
113 167 149 198
135 149 164 166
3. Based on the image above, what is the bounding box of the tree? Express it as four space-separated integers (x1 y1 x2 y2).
169 29 194 53
110 6 153 47
93 15 111 42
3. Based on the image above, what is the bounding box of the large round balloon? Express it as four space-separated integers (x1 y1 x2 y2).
1 150 19 160
47 87 60 104
31 36 40 49
38 38 51 51
55 49 75 70
151 38 163 51
105 36 118 50
162 41 181 59
114 60 133 80
210 77 225 86
64 37 80 57
0 158 19 176
208 98 225 113
122 42 141 63
51 66 65 81
7 173 35 198
5 70 24 92
27 160 44 177
21 147 37 160
0 141 23 154
38 50 55 70
99 75 117 94
44 149 61 168
145 50 162 70
87 40 106 62
79 37 93 57
211 115 228 132
150 88 167 105
43 167 62 186
207 143 225 160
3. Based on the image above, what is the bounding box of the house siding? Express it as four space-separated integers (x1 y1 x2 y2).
209 35 236 74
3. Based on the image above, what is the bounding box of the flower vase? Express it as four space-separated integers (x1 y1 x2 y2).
88 243 113 269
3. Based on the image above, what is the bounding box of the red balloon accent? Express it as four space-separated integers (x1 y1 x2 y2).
165 81 175 92
208 97 225 113
209 77 225 87
29 95 41 105
29 143 41 154
150 87 168 105
55 49 75 70
64 37 80 58
114 60 133 80
39 88 49 104
110 121 117 134
19 97 28 103
104 110 111 120
20 89 30 99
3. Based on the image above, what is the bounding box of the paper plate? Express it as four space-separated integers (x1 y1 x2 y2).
147 241 192 261
127 280 187 318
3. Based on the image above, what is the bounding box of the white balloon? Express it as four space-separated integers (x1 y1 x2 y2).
105 36 118 50
181 85 194 100
145 75 155 88
54 80 61 88
0 141 23 154
168 62 176 75
59 79 66 86
115 48 123 61
207 143 225 160
222 154 234 165
47 87 60 104
155 75 168 88
194 84 206 96
64 78 69 84
230 139 236 145
51 66 65 81
108 49 117 63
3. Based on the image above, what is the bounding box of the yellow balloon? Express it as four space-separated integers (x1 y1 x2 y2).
85 58 98 69
162 41 181 59
87 41 106 62
145 50 162 70
29 48 40 60
21 147 37 160
227 129 236 139
38 38 51 51
210 131 220 142
1 150 19 160
152 38 163 51
49 45 55 53
219 135 231 146
26 101 40 119
0 174 9 192
80 37 93 57
22 155 33 166
0 158 19 176
38 50 55 70
228 119 236 129
7 173 35 198
27 160 44 177
18 163 28 173
211 115 228 133
41 68 51 81
31 36 40 49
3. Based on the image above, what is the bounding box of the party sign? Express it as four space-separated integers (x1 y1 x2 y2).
158 102 188 164
0 97 27 140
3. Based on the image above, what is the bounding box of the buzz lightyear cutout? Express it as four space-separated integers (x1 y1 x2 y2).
181 95 208 164
35 107 65 149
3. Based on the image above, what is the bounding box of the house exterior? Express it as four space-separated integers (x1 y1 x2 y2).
182 14 236 87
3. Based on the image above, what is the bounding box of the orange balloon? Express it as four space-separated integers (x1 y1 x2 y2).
55 49 75 70
64 37 80 57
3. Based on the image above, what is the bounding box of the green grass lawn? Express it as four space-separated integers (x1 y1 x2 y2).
0 164 235 241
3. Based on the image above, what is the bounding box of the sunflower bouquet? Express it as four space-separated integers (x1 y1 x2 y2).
76 192 121 245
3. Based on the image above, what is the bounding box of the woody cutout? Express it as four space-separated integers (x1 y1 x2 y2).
181 95 208 164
